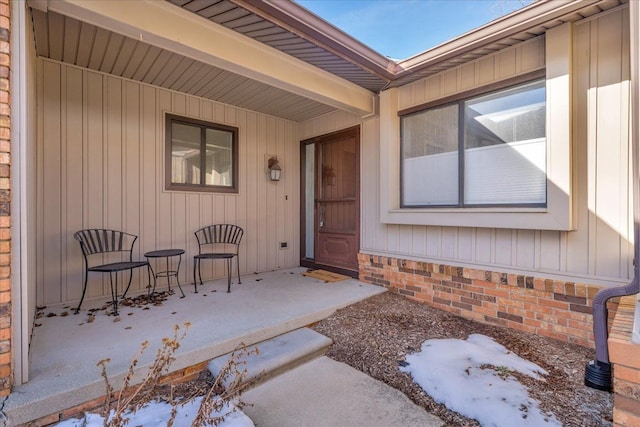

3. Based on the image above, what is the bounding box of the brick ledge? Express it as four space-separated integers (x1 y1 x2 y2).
609 295 640 369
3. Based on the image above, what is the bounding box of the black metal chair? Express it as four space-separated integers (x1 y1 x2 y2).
74 229 153 315
193 224 244 293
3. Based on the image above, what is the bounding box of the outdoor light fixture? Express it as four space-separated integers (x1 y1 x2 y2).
268 156 281 181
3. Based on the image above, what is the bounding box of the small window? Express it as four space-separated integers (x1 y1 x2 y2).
165 114 238 193
401 79 546 208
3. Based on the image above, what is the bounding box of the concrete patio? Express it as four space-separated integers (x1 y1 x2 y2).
6 267 386 426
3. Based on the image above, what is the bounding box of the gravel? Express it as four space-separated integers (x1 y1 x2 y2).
311 291 613 427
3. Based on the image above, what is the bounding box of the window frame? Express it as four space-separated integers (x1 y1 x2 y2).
164 113 239 194
399 72 547 209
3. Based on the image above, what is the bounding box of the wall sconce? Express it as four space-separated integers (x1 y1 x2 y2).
323 165 337 186
268 156 281 181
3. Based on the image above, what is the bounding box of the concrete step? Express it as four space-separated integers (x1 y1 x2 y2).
207 327 332 387
242 356 444 427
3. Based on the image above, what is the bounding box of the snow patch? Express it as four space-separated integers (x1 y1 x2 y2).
400 333 561 427
53 397 254 427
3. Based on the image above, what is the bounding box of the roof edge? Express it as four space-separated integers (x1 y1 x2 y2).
228 0 398 81
395 0 606 76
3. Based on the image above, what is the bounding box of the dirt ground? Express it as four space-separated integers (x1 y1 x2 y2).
311 291 613 427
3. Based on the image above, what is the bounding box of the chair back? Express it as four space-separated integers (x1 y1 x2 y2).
195 224 243 254
74 229 138 260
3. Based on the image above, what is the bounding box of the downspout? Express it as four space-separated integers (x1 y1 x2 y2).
584 0 640 391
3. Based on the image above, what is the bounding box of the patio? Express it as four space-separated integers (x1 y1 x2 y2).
6 268 385 426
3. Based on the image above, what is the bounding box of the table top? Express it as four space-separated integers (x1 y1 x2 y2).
144 249 185 257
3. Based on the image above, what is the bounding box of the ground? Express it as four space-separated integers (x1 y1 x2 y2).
65 289 613 426
311 291 613 427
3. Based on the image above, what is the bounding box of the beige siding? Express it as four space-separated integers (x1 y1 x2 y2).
37 60 300 306
397 37 545 111
352 8 630 285
298 110 361 141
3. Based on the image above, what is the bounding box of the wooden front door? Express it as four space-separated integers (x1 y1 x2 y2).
313 127 360 272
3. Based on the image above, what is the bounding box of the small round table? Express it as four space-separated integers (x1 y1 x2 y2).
144 249 186 298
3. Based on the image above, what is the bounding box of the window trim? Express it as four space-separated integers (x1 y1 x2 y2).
379 25 574 231
399 73 547 209
165 113 239 194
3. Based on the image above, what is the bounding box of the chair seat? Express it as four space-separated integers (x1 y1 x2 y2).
194 252 235 260
88 260 149 272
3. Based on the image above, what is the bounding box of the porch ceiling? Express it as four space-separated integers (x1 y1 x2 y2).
28 0 628 122
29 8 338 123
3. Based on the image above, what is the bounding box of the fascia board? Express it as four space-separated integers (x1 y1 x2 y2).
45 0 375 116
396 0 603 75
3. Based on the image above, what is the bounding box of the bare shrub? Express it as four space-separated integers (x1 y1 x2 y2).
96 323 260 427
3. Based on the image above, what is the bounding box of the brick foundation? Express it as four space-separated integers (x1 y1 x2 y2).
359 253 618 348
610 295 640 427
0 0 9 398
21 361 210 427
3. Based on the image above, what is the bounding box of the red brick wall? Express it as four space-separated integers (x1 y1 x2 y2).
0 0 10 397
359 253 618 348
609 296 640 427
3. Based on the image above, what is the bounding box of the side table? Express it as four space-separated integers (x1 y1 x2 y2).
144 249 186 298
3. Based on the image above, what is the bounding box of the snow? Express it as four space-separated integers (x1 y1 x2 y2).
53 397 254 427
400 334 562 427
52 333 562 427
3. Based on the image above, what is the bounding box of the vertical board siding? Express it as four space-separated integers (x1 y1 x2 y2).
37 60 300 306
359 11 628 285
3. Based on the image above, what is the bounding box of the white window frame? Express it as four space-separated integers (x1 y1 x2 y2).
379 24 574 231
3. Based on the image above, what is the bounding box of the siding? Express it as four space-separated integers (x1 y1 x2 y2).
37 59 300 306
305 8 632 286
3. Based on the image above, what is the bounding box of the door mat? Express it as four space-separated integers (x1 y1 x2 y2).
302 269 350 283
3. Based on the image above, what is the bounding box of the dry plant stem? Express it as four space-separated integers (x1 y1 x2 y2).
97 358 113 425
99 323 191 427
97 323 262 427
191 345 260 427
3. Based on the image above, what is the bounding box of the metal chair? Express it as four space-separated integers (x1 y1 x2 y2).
193 224 244 293
74 229 153 315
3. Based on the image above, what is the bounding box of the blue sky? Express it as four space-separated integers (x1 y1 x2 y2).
296 0 533 60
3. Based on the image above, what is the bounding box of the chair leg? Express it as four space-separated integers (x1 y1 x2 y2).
122 269 134 299
74 269 89 314
236 255 241 284
198 259 204 286
226 258 232 293
109 272 119 316
193 258 198 293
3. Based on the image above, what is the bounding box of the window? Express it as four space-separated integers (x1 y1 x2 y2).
401 79 546 208
165 114 238 193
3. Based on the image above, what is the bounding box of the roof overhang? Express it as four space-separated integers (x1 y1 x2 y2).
33 0 376 117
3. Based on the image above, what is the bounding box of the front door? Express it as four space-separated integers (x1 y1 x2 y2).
305 127 360 272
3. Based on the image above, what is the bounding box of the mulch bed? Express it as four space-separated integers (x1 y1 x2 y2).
311 291 613 427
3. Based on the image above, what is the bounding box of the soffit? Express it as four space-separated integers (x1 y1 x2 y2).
390 0 628 87
30 8 337 122
171 0 628 90
29 0 629 120
168 0 393 92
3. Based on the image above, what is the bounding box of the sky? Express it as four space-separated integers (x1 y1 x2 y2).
54 333 556 427
296 0 534 60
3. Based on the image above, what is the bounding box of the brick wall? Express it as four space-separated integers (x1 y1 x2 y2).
359 253 618 348
0 0 10 397
609 296 640 427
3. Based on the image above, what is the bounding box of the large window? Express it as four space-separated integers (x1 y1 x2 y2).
165 114 238 193
401 79 546 207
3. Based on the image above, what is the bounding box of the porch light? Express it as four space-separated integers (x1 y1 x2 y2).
268 156 281 181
